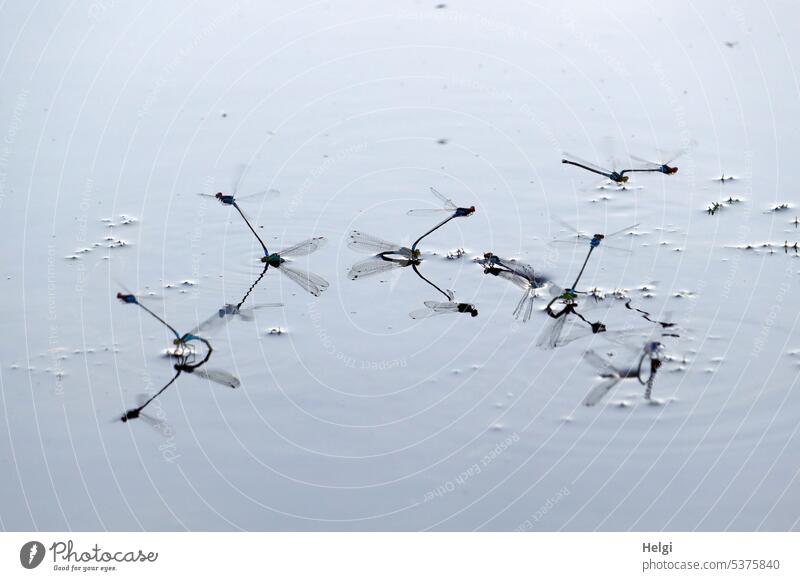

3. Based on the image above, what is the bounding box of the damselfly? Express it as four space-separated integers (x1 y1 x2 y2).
582 341 665 406
537 285 606 350
478 254 549 323
408 187 475 252
561 153 634 184
116 291 241 422
628 149 684 175
409 296 478 319
198 165 276 255
550 222 639 289
120 349 240 422
260 237 329 297
347 230 420 280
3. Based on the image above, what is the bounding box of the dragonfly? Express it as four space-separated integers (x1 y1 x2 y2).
260 237 329 297
582 341 665 406
347 230 420 281
198 164 277 255
561 153 634 184
479 254 549 323
550 222 639 290
408 187 476 252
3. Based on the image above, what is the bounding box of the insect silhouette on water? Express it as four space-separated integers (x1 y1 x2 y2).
347 230 420 281
260 237 329 297
537 285 607 350
409 295 478 319
478 253 548 323
116 292 242 422
408 260 477 319
582 341 666 406
408 187 475 253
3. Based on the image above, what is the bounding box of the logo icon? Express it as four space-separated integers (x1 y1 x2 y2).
20 541 45 569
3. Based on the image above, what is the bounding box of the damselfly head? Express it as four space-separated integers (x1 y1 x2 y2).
121 409 140 422
116 292 137 304
620 175 630 183
458 303 479 317
645 341 663 356
591 321 607 333
665 165 678 174
215 192 224 199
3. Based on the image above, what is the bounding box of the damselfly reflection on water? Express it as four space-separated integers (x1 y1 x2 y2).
537 285 607 350
408 260 477 319
116 291 241 422
409 296 478 319
582 341 666 407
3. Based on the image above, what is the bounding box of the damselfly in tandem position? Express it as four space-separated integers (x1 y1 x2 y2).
116 291 245 422
408 187 475 253
260 237 330 297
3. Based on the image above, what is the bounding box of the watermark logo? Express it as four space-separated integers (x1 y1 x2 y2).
20 541 46 569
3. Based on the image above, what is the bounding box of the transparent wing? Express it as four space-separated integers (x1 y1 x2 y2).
583 350 619 374
562 153 613 176
190 368 240 388
409 301 458 319
186 307 235 336
424 300 459 312
407 208 454 217
606 223 640 239
496 270 532 291
512 290 535 323
230 163 248 195
347 230 401 254
278 236 327 257
550 238 632 255
628 155 663 171
235 303 283 322
197 193 219 200
278 263 329 296
235 188 280 202
583 376 622 407
502 259 538 282
430 187 457 209
536 315 568 350
348 256 406 280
